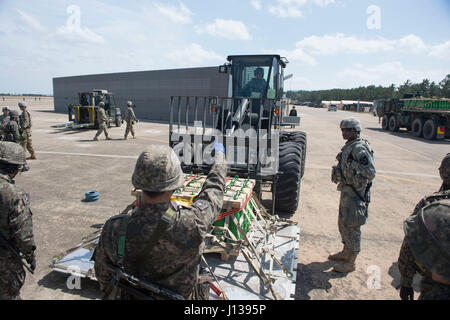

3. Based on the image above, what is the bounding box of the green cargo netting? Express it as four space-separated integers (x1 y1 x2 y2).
402 98 450 110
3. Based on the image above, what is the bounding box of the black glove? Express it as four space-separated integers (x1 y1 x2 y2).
27 257 36 272
400 286 414 300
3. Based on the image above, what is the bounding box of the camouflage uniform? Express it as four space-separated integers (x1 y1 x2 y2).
398 199 450 300
123 102 137 140
0 108 11 141
0 142 36 300
18 102 35 159
398 153 450 300
4 111 21 143
330 118 376 272
93 102 111 141
93 145 227 299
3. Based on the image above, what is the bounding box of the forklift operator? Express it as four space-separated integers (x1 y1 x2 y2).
243 67 267 98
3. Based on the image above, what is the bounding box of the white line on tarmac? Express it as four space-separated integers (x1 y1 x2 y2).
37 151 138 159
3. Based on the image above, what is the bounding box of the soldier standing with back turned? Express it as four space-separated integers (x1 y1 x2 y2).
18 102 36 160
330 117 376 273
0 141 36 300
93 102 111 141
123 101 137 140
397 153 450 300
93 143 227 299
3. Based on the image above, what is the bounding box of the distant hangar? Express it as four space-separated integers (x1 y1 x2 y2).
52 67 229 122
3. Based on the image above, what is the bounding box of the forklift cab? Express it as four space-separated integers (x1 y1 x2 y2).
218 55 288 131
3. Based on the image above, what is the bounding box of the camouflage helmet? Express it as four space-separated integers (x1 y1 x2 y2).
404 199 450 282
10 110 19 118
131 145 184 192
127 101 133 106
340 117 362 132
2 106 10 112
0 141 26 165
18 101 27 108
98 102 105 108
439 153 450 179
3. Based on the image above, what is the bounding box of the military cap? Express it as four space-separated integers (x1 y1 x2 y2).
18 101 28 108
340 117 362 132
10 110 19 118
132 145 184 192
404 199 450 282
0 141 26 165
127 101 133 106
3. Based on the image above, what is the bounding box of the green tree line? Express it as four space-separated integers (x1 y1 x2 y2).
287 74 450 104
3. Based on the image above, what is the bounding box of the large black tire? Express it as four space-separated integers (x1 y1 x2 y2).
115 115 122 127
275 141 303 216
279 131 307 178
381 115 389 130
423 119 437 140
388 115 399 132
411 118 424 137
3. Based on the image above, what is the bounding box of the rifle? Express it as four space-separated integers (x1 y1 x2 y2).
111 267 185 300
0 232 34 274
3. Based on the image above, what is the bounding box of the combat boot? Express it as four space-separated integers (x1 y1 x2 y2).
124 135 128 140
333 253 357 273
132 135 136 139
328 246 349 261
106 136 112 140
27 153 37 160
93 137 99 141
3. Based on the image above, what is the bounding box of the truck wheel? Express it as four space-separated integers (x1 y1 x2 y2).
423 119 437 140
388 116 399 132
381 115 389 130
280 131 307 178
411 118 424 137
275 141 303 216
115 116 122 127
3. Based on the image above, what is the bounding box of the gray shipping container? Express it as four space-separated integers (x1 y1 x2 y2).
53 67 229 122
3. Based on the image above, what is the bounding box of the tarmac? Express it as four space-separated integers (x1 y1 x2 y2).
0 96 448 300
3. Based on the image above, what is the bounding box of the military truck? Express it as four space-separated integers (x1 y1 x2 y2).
377 97 450 140
52 89 122 129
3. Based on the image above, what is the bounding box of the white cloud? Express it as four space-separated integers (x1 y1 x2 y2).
313 0 335 7
297 33 397 55
153 2 193 24
251 0 262 10
168 44 223 67
429 40 450 59
195 19 252 40
337 61 446 87
16 9 47 33
268 5 303 18
271 48 317 66
397 34 427 54
56 25 107 44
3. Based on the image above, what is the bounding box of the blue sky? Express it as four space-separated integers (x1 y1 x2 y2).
0 0 449 94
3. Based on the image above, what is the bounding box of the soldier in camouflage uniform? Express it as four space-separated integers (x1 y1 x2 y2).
123 101 137 140
18 102 36 160
0 142 36 300
398 153 450 300
4 111 22 143
93 143 227 299
0 107 11 141
397 199 450 300
330 117 376 273
93 102 111 141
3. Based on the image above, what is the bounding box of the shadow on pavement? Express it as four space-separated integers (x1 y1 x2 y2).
37 271 102 300
294 260 347 300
